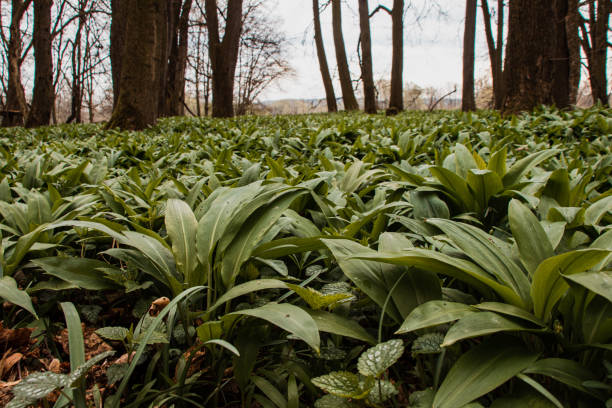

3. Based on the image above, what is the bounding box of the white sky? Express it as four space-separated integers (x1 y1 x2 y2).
260 0 494 101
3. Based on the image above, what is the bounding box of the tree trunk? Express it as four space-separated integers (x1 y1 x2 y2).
107 0 163 130
584 0 610 105
331 0 358 111
388 0 404 112
205 0 243 118
67 0 87 124
462 0 477 111
4 0 31 127
566 0 581 105
164 0 192 116
481 0 505 109
110 0 128 108
358 0 377 113
313 0 337 113
503 0 571 113
26 0 53 128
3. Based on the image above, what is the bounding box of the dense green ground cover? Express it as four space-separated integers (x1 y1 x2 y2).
0 107 611 407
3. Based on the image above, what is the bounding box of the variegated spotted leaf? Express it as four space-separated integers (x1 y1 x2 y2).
11 372 67 402
367 380 399 405
95 327 129 341
311 371 373 399
412 333 445 355
314 394 357 408
287 284 352 310
357 339 404 377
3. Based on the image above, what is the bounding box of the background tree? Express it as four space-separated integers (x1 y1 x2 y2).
107 0 164 129
204 0 243 117
481 0 504 109
462 0 476 111
26 0 53 127
358 0 376 113
331 0 358 111
579 0 610 105
312 0 337 113
389 0 404 112
503 0 571 113
1 0 32 126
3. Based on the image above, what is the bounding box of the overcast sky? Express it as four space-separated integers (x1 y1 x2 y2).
260 0 494 101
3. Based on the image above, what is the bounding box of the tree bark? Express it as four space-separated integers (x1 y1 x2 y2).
26 0 53 128
581 0 610 105
503 0 571 113
110 0 128 108
163 0 192 116
331 0 358 111
107 0 164 129
388 0 404 112
462 0 477 111
4 0 31 127
313 0 337 112
67 0 87 124
358 0 377 113
205 0 243 118
481 0 504 109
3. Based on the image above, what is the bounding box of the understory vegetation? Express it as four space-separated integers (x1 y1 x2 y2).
0 107 611 407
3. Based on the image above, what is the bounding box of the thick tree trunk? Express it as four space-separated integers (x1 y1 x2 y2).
503 0 571 113
110 0 128 108
107 0 163 130
205 0 243 118
313 0 337 113
4 0 31 127
26 0 53 128
388 0 404 112
358 0 377 113
462 0 477 111
331 0 358 111
164 0 192 116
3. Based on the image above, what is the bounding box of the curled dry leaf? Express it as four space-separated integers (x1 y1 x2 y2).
148 297 171 317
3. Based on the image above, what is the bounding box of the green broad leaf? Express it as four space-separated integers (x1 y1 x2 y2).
442 312 537 347
252 236 327 259
412 333 445 355
208 279 288 315
409 389 435 408
429 166 475 211
0 276 37 318
564 271 612 303
196 320 224 342
475 302 544 326
322 239 402 323
487 147 507 177
286 284 351 310
397 301 476 334
357 339 404 377
314 394 356 408
204 339 240 356
31 257 118 291
466 169 503 212
508 200 554 275
427 218 531 308
522 358 599 397
252 375 288 408
220 188 306 288
311 371 374 399
585 195 612 226
307 309 376 345
502 149 559 188
26 192 51 225
531 249 610 321
95 327 129 341
453 144 479 177
165 199 199 285
516 374 563 408
410 190 450 220
11 371 67 402
433 339 539 408
490 391 557 408
367 380 399 405
228 302 320 352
